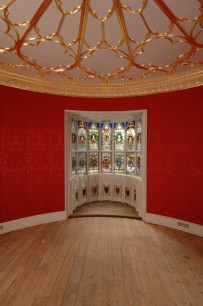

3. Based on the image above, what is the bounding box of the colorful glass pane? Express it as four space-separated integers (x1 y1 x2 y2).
136 118 142 151
101 152 112 173
89 123 99 151
78 152 87 175
78 122 87 150
126 152 136 175
72 151 77 175
126 122 135 151
102 124 111 151
114 124 125 151
136 152 141 176
71 118 142 177
89 152 99 173
114 152 124 173
71 119 77 150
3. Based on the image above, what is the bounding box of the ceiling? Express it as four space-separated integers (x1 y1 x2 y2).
0 0 203 97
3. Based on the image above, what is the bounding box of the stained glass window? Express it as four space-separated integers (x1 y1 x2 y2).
101 152 112 173
71 116 142 177
71 119 77 151
136 118 142 151
72 151 77 175
114 123 124 151
89 123 99 151
114 152 124 173
136 152 141 176
126 122 135 151
102 124 111 151
126 152 136 175
78 152 87 175
89 152 99 173
78 121 87 151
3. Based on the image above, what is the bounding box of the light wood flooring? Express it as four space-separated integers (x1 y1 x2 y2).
71 201 141 219
0 217 203 306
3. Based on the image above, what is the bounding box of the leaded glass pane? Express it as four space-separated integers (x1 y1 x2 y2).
126 122 135 151
89 123 99 151
71 119 77 150
89 152 99 173
78 122 87 150
114 124 125 151
136 118 142 151
101 152 112 173
136 152 141 176
126 152 136 175
102 124 111 151
71 117 143 178
78 152 87 175
72 151 77 175
114 152 124 173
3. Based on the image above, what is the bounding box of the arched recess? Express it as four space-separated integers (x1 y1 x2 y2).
65 110 147 219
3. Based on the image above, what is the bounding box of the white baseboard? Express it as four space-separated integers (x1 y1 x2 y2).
1 211 202 237
145 213 203 237
0 211 67 235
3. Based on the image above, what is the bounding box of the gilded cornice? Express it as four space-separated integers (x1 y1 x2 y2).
0 66 203 97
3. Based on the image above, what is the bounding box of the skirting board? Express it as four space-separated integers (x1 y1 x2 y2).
0 211 67 235
145 213 203 237
1 212 203 237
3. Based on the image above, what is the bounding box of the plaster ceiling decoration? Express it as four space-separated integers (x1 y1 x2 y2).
0 0 203 97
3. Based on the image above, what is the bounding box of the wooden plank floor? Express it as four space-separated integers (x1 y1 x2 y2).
0 218 203 306
71 201 141 219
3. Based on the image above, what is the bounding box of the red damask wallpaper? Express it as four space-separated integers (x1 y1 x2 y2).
0 85 203 225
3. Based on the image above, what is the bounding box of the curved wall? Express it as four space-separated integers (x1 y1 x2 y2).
0 85 203 226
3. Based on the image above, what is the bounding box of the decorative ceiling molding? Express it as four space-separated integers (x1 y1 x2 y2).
0 0 203 96
0 66 202 97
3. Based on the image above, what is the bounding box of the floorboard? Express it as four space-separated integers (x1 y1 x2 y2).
0 218 203 306
70 201 141 219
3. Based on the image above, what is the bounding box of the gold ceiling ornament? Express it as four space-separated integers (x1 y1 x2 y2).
0 0 203 96
0 65 202 97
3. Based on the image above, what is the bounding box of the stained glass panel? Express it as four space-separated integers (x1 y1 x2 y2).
71 118 142 177
126 122 135 151
114 152 124 173
89 123 99 151
136 152 141 176
102 124 111 151
78 152 87 175
136 118 142 151
101 152 112 173
114 124 125 151
78 122 87 150
89 152 99 173
72 151 77 175
71 119 77 150
126 152 136 175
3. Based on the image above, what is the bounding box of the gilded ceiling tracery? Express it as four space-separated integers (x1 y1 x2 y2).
0 0 203 96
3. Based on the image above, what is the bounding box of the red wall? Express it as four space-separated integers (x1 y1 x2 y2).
0 85 203 225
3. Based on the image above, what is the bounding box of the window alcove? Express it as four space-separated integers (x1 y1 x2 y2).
65 110 147 219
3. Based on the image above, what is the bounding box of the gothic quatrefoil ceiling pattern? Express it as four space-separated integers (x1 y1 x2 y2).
0 0 203 97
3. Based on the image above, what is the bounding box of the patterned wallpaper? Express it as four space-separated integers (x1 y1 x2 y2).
0 85 203 225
